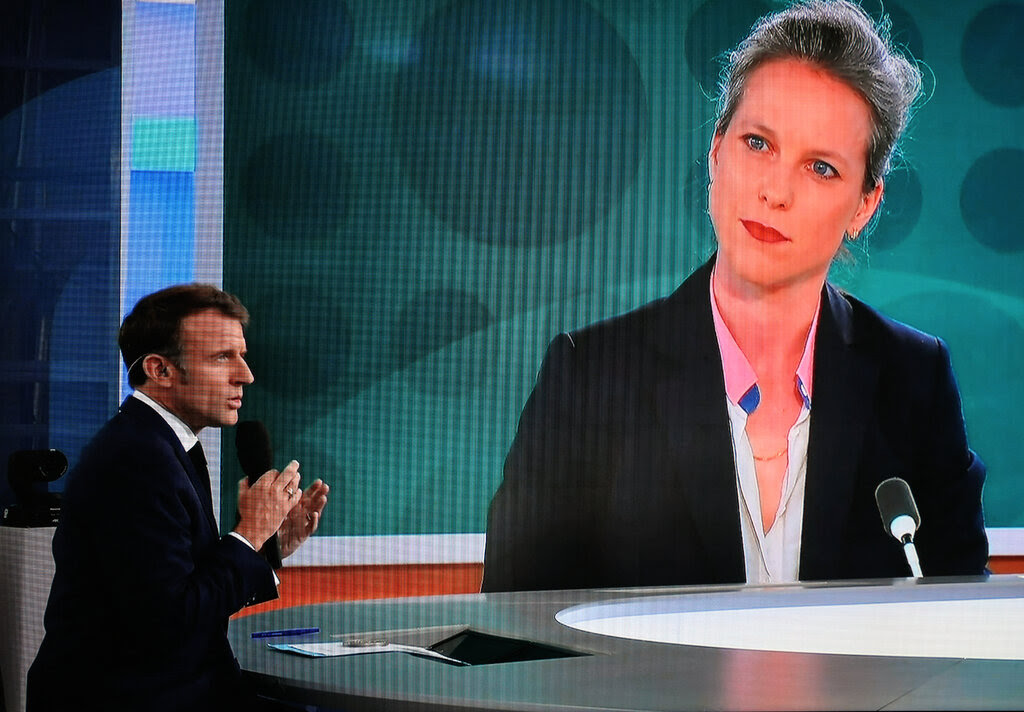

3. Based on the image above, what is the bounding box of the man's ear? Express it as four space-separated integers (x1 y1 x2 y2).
141 354 174 387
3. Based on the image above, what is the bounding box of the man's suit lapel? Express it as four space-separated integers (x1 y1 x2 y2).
800 285 879 579
650 259 745 582
182 442 220 533
120 397 220 534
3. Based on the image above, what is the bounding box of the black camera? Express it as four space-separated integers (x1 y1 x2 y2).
2 449 67 527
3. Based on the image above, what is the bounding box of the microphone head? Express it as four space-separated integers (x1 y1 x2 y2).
875 476 921 536
235 420 274 483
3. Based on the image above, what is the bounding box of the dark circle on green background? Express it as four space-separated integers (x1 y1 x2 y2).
242 0 353 87
962 2 1024 107
393 0 647 246
388 289 493 395
242 287 352 398
871 166 921 250
243 133 351 235
880 290 1024 525
960 148 1024 253
684 0 771 96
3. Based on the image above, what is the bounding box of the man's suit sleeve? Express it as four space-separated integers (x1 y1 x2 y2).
83 438 277 646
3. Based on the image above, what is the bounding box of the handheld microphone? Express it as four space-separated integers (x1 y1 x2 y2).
874 477 922 578
235 420 283 568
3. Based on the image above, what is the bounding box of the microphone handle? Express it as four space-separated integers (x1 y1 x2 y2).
903 541 923 578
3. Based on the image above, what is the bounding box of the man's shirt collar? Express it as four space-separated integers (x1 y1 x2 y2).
131 390 198 451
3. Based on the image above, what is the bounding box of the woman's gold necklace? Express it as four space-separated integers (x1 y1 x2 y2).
753 446 788 462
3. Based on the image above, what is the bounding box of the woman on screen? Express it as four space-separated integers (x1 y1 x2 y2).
482 0 987 591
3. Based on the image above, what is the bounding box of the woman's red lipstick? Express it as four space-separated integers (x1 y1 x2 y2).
742 219 789 243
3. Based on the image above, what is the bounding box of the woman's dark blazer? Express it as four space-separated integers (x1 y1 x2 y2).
482 257 988 592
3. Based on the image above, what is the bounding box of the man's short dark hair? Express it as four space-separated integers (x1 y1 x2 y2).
119 284 249 388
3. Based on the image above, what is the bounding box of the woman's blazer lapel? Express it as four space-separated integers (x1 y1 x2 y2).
799 284 880 579
650 259 746 582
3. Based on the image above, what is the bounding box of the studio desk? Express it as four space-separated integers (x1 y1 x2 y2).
229 574 1024 711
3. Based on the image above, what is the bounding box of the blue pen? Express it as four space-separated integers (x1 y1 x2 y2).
251 627 320 639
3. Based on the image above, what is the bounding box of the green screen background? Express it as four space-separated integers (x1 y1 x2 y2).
223 0 1024 538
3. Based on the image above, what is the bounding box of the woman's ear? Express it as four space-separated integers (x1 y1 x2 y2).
852 178 885 233
708 133 723 185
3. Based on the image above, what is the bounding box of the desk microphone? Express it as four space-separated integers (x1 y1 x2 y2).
875 477 922 578
236 420 283 569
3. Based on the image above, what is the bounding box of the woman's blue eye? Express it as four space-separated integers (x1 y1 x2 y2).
745 135 767 151
812 160 838 178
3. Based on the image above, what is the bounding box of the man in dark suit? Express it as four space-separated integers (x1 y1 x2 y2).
28 284 329 711
481 257 988 592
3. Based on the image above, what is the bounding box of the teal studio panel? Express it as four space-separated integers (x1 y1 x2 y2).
223 0 1024 537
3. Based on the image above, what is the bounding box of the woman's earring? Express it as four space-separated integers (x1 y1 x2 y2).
845 227 860 241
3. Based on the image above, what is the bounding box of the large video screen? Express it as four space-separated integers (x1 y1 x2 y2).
222 0 1024 559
